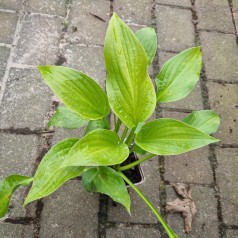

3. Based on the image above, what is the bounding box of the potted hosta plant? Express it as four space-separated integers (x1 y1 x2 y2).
0 13 220 238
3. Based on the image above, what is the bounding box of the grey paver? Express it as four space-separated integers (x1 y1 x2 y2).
106 226 161 238
26 0 66 16
114 0 152 25
207 82 238 144
108 156 160 223
226 229 238 238
156 0 190 7
0 133 39 217
200 32 238 82
66 0 110 46
0 12 18 44
0 46 10 82
167 185 219 238
196 0 234 33
52 127 85 145
0 223 34 238
162 111 213 184
216 148 238 225
0 0 23 11
158 51 203 110
155 5 195 52
64 44 106 89
13 14 62 65
40 180 99 238
0 68 52 130
234 2 238 33
0 133 40 178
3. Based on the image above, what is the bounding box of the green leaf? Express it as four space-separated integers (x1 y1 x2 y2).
85 118 110 135
135 27 157 65
38 66 110 120
156 47 202 102
24 138 84 205
84 167 131 213
82 168 99 192
61 129 129 167
135 118 219 155
0 175 33 218
182 110 220 134
132 144 147 155
48 106 89 129
104 13 156 128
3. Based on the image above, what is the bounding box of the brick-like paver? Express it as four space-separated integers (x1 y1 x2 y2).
0 68 52 130
216 148 238 225
40 181 99 238
196 0 234 33
0 12 18 44
200 32 238 82
0 0 238 237
0 46 10 82
155 5 195 52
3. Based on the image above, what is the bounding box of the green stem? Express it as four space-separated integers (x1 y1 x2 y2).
114 118 122 133
118 153 155 171
120 126 129 143
125 128 136 145
118 172 178 238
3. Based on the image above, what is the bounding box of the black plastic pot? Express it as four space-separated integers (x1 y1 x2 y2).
121 152 145 186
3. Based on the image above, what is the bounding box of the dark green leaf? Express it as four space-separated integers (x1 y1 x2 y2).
156 47 202 102
182 110 220 134
61 129 129 167
24 138 84 205
104 13 156 128
38 66 110 120
48 106 89 129
135 27 157 65
135 118 219 155
85 118 110 135
0 175 33 218
82 168 99 192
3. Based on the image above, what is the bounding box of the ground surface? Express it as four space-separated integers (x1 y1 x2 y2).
0 0 238 238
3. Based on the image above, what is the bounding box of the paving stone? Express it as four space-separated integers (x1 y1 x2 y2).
0 133 40 178
155 6 195 52
106 226 160 238
52 127 85 145
108 156 160 223
0 46 10 82
13 14 62 65
196 0 234 33
0 0 23 11
166 185 219 237
162 111 213 184
0 12 18 44
26 0 66 16
156 0 190 7
64 44 106 89
114 0 152 25
207 82 238 144
233 2 238 33
216 148 238 225
158 51 203 110
0 134 39 218
226 229 238 238
40 180 98 238
200 32 238 82
66 0 110 46
0 68 53 130
0 223 34 238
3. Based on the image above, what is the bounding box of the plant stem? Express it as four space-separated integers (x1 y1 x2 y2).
120 126 129 143
125 128 136 145
114 117 122 133
118 172 178 238
118 153 155 171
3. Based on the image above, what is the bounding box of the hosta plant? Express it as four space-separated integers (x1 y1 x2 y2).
0 13 220 238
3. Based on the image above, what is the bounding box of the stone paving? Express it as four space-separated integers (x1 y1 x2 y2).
0 0 237 238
